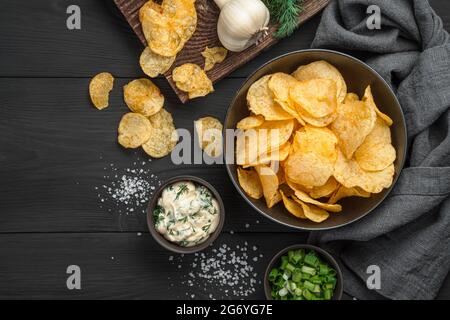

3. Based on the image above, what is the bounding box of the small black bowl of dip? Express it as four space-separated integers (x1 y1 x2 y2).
147 175 225 254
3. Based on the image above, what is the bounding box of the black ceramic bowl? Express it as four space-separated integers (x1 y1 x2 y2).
264 244 343 300
224 49 407 231
147 175 225 254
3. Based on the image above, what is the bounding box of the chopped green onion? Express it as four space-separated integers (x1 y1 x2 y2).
268 249 338 300
286 263 296 272
301 265 317 276
304 252 319 267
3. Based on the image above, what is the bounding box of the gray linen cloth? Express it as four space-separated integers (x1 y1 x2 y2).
308 0 450 300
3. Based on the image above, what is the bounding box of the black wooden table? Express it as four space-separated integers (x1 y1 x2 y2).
0 0 449 300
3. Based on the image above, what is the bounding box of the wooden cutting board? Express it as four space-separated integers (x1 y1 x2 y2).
114 0 330 103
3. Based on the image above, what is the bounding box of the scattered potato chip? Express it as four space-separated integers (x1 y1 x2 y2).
292 60 347 103
247 75 294 121
123 78 164 117
202 46 228 71
255 165 282 208
310 177 339 199
236 115 265 130
293 197 329 223
118 113 152 148
163 0 197 42
280 190 306 219
293 189 342 213
363 86 393 126
195 116 223 157
290 79 337 118
142 108 178 158
139 0 197 57
328 186 371 204
237 167 263 200
89 72 114 110
172 63 214 99
334 150 395 193
139 47 175 78
139 3 183 57
331 100 376 159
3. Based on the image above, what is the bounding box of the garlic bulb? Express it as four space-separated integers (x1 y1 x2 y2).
214 0 270 52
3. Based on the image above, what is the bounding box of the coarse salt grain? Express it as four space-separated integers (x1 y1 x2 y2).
95 159 161 215
173 242 260 299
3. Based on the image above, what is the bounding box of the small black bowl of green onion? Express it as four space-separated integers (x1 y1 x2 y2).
264 244 343 300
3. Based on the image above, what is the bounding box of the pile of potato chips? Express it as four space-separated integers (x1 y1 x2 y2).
88 72 178 158
120 78 178 158
138 0 196 78
236 60 396 223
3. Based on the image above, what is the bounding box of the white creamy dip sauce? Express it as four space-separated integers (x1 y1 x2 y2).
154 181 220 247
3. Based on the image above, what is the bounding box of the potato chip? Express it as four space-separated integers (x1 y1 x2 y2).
363 86 393 126
293 197 329 223
286 177 312 193
255 165 282 208
247 75 294 121
310 177 339 199
237 167 263 199
275 99 306 126
142 108 178 158
202 46 228 71
355 141 396 172
354 117 395 171
328 185 371 204
344 92 359 103
236 119 295 165
280 190 306 219
292 60 347 103
172 63 214 99
89 72 114 110
293 189 342 213
123 78 164 117
268 73 298 102
195 116 223 158
290 79 337 118
236 115 265 130
285 152 334 188
292 126 338 161
334 150 395 193
243 141 291 167
139 3 184 57
331 100 376 159
163 0 197 42
139 47 175 78
296 107 337 127
118 112 152 148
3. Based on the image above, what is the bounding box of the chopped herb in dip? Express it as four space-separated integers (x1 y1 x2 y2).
154 181 220 247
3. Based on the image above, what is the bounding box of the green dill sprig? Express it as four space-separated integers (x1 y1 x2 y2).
263 0 304 38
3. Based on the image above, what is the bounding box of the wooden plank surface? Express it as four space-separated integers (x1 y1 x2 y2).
0 77 298 233
114 0 331 102
0 232 449 300
0 0 449 299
